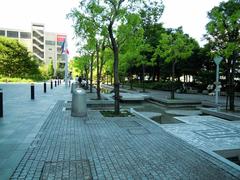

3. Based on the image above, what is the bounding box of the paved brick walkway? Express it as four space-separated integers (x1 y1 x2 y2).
10 101 240 179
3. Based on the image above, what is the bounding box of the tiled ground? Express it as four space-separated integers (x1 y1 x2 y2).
161 116 240 151
10 101 240 179
0 83 71 178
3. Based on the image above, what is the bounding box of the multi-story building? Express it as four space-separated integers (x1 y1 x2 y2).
0 23 67 73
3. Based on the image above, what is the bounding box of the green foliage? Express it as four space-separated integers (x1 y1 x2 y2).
47 60 54 78
55 62 64 79
72 55 91 75
39 64 49 79
154 28 195 64
194 71 215 87
56 69 65 79
206 0 240 58
206 0 240 110
0 36 41 79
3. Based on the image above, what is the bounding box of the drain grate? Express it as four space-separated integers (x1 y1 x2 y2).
40 160 92 179
115 120 141 128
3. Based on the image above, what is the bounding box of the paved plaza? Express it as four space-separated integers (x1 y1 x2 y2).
0 83 240 179
0 82 71 178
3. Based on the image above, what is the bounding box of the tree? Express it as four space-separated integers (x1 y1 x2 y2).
0 36 40 78
205 0 240 111
95 37 108 99
118 13 149 92
55 61 64 79
176 39 201 83
68 1 108 99
48 60 54 78
73 55 90 79
140 1 165 83
188 44 214 87
154 28 195 99
106 0 146 113
69 0 164 114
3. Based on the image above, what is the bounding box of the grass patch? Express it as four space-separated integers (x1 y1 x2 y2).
100 110 134 117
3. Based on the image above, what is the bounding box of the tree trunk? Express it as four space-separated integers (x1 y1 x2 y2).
130 71 133 90
152 70 156 82
171 61 176 99
142 64 145 92
229 54 237 111
90 52 94 93
225 54 237 111
130 77 133 90
229 69 235 111
225 58 230 110
177 76 180 82
157 60 160 82
84 65 89 89
108 22 120 114
96 42 101 100
98 38 106 99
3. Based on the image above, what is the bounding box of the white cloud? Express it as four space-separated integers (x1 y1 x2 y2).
0 0 79 58
161 0 225 46
0 0 226 57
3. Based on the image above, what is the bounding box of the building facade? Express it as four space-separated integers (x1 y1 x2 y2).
0 23 66 73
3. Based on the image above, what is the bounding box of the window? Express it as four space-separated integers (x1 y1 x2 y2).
20 32 31 39
0 30 5 36
7 31 18 38
45 40 55 45
48 48 52 51
49 57 53 59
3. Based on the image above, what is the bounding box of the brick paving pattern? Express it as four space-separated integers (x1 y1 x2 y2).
10 101 240 179
194 121 240 139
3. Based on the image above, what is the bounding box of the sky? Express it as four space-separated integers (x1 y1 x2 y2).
0 0 225 58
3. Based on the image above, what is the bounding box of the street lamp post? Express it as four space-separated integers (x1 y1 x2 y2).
214 56 223 111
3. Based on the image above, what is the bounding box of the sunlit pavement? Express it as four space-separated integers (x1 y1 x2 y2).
0 82 71 179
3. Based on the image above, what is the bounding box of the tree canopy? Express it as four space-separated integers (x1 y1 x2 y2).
0 36 40 79
68 0 240 112
69 0 164 113
205 0 240 111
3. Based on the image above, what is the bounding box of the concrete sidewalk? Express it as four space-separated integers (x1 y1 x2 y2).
0 82 71 179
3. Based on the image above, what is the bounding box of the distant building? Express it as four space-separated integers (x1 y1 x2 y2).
0 23 66 74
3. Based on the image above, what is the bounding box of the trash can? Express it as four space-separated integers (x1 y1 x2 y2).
71 88 87 117
71 82 79 93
